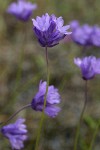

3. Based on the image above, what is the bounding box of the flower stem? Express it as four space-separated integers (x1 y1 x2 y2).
89 122 100 150
34 46 49 150
0 104 31 126
74 80 88 150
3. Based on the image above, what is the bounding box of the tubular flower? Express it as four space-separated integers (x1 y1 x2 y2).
32 13 71 47
1 118 28 150
7 0 37 21
74 56 100 80
31 81 61 117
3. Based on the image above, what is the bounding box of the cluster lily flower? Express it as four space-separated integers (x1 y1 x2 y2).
74 56 100 80
7 0 37 21
32 13 72 47
31 80 61 117
1 118 27 150
70 20 93 46
91 25 100 47
70 20 100 47
0 80 61 148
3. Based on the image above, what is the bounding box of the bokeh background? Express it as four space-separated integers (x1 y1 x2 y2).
0 0 100 149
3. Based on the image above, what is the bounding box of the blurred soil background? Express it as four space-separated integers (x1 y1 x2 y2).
0 0 100 149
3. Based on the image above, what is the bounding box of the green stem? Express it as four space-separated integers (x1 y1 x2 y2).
34 46 49 150
74 80 88 150
89 122 100 150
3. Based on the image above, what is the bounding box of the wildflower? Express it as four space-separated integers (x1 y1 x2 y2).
31 81 61 117
32 13 71 47
70 20 79 30
7 0 37 21
70 21 93 46
91 26 100 47
74 56 100 80
1 118 28 150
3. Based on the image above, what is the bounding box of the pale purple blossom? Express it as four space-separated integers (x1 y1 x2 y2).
32 13 71 47
91 26 100 47
70 20 79 30
31 81 61 117
7 0 37 21
1 118 28 150
68 20 100 47
74 56 100 80
71 21 93 46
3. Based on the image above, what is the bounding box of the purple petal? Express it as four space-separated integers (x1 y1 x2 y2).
45 106 61 118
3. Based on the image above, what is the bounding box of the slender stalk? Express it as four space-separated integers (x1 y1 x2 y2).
74 80 88 150
34 46 49 150
89 122 100 150
0 104 31 126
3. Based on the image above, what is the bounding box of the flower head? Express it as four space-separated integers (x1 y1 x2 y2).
91 26 100 47
70 21 93 46
7 0 37 21
1 118 28 150
31 81 61 117
32 13 71 47
74 56 100 80
73 25 92 46
70 20 79 30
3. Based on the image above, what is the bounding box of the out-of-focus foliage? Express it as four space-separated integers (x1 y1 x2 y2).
0 0 100 149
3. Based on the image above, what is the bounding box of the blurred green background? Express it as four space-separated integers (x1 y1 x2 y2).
0 0 100 149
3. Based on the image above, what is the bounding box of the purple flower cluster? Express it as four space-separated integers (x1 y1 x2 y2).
32 13 71 47
7 0 37 21
74 56 100 80
70 20 93 46
91 26 100 47
70 20 100 47
1 118 27 150
31 81 61 117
